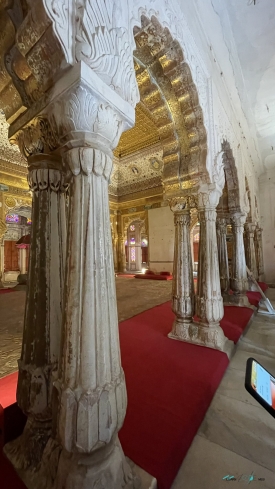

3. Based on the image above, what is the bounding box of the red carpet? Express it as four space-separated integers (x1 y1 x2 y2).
258 282 268 292
0 372 18 408
118 302 230 489
0 288 15 294
0 289 263 489
134 274 173 280
246 290 262 307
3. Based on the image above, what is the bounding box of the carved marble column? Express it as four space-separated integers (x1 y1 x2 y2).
168 199 195 341
113 236 119 272
244 222 258 280
194 188 232 354
230 213 251 307
0 238 5 288
135 223 142 271
4 154 68 469
255 226 264 280
117 212 126 273
216 216 230 295
38 77 139 489
0 191 7 288
19 247 27 274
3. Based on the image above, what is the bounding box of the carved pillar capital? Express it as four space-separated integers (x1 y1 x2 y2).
216 216 228 235
169 195 197 213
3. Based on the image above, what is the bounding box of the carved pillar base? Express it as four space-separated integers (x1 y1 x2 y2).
9 437 140 489
4 418 52 472
55 438 139 489
168 320 234 357
223 292 255 309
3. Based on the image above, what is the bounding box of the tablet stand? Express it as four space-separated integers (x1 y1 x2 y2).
246 267 275 316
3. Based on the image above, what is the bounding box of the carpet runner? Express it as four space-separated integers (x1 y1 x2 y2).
0 288 265 489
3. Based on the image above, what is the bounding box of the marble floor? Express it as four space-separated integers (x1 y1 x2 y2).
171 288 275 489
0 278 172 378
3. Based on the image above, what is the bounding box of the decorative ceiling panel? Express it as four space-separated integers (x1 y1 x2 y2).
113 103 160 158
0 111 26 167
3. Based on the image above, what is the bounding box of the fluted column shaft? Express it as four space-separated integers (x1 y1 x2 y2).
255 227 264 279
229 213 252 307
244 222 257 279
216 217 230 294
170 208 194 335
117 212 126 273
42 77 139 488
8 154 68 468
0 238 4 288
196 207 224 326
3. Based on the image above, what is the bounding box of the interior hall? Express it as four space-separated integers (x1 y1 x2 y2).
0 1 275 489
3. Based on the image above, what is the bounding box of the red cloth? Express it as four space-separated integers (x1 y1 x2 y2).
0 289 15 295
221 306 253 343
0 372 18 409
258 282 268 292
119 302 229 489
246 291 262 307
134 274 173 280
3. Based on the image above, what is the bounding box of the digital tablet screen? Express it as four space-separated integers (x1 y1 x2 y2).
250 359 275 408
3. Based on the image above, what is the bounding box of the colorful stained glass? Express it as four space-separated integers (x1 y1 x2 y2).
131 247 135 262
141 238 148 247
6 213 19 223
27 218 32 225
193 232 200 242
130 225 135 231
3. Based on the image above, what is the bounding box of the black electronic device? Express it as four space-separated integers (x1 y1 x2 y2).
245 357 275 418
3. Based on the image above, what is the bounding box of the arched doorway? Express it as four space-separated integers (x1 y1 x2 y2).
125 220 148 272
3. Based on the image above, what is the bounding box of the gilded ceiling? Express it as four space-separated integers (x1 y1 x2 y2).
113 103 160 158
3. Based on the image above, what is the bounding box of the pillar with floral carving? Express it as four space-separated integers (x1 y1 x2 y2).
168 197 195 341
38 74 140 489
216 216 230 295
194 187 232 354
230 213 251 307
244 222 258 280
4 153 68 469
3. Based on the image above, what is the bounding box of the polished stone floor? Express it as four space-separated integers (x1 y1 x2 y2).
0 277 172 378
171 288 275 489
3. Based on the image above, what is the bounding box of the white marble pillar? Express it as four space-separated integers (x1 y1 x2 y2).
117 212 126 273
168 201 195 341
135 223 142 271
4 154 68 469
230 213 251 307
42 79 138 488
19 247 27 274
0 238 5 288
244 222 258 280
255 227 264 280
194 188 232 354
216 216 230 295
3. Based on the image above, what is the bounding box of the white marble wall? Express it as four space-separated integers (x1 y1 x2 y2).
148 206 174 273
